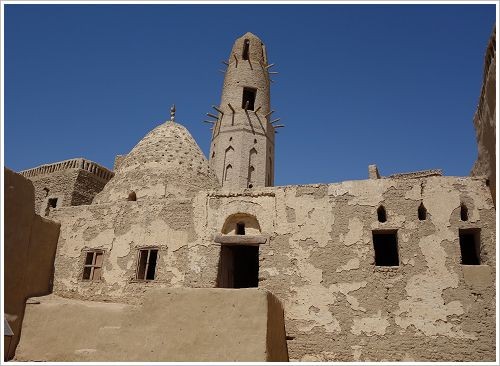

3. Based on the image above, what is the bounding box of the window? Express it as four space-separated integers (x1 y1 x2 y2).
377 205 387 223
372 231 399 266
82 250 104 280
137 248 159 280
48 198 58 208
242 88 256 110
459 229 480 265
460 204 469 221
242 39 250 60
418 203 427 220
236 222 245 235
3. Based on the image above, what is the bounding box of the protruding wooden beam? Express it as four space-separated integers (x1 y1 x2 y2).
227 103 235 113
271 118 281 124
203 120 216 124
233 53 238 67
248 59 253 70
212 105 224 115
264 110 275 118
222 60 229 66
206 113 219 119
273 124 285 128
265 63 275 69
254 106 262 113
218 69 226 73
269 71 278 74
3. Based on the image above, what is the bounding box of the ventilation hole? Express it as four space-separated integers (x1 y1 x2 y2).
127 191 137 201
236 222 245 235
460 204 468 221
377 206 387 223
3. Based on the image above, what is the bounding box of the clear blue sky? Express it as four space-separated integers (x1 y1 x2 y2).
4 4 496 186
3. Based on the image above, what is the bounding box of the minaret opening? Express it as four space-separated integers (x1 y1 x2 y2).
242 88 256 110
242 39 250 60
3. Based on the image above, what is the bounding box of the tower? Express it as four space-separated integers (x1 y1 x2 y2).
208 32 277 189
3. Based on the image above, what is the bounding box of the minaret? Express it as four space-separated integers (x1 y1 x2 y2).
208 32 276 189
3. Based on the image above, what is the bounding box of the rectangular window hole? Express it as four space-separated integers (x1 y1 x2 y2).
242 87 256 110
137 248 159 280
372 230 399 266
82 250 103 281
459 229 481 265
48 198 58 208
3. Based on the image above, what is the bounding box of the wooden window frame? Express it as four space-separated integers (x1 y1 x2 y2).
82 250 104 281
136 247 159 281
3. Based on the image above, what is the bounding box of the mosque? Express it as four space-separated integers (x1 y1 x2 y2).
4 31 496 362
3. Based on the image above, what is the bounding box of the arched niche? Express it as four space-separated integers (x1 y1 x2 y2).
221 213 261 235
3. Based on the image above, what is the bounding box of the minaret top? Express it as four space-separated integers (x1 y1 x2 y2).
229 32 268 65
170 104 176 122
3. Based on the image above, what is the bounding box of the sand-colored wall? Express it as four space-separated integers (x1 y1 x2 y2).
49 176 495 361
15 288 288 362
3 168 60 360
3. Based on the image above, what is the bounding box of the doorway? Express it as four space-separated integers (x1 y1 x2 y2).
217 245 259 288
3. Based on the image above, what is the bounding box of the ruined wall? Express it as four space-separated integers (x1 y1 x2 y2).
471 27 496 205
20 158 114 215
3 168 61 360
16 289 288 362
49 176 495 361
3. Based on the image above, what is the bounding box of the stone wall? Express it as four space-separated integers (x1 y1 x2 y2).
3 168 61 361
15 289 288 362
471 26 496 205
48 175 496 361
19 158 114 215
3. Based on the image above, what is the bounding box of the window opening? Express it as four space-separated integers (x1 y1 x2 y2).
137 248 159 280
460 204 468 221
82 250 104 280
459 229 480 265
242 88 256 110
418 203 427 220
242 39 250 60
372 231 399 266
377 205 387 223
48 198 58 208
236 222 245 235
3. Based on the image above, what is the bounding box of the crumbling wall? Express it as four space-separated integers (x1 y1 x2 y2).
471 26 496 205
3 168 60 361
50 176 495 361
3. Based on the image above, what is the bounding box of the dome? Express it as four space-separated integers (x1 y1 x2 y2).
93 121 220 203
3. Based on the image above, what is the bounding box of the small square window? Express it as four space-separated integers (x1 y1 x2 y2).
242 88 256 110
372 230 399 266
82 250 104 281
137 248 159 280
459 229 481 265
48 198 58 208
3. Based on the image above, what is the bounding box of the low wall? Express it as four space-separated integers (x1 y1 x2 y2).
15 288 288 362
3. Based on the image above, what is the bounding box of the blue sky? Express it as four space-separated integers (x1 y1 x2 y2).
3 4 496 186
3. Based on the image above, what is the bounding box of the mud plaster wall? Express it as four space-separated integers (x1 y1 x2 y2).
3 168 60 360
51 176 496 361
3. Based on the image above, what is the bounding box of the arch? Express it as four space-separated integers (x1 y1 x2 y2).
223 146 234 184
248 148 257 187
377 205 387 223
418 203 427 220
127 191 137 201
221 213 261 235
224 164 233 182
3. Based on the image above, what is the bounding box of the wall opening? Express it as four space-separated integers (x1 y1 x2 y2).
460 204 469 221
221 213 261 235
372 230 399 266
236 222 245 235
224 164 233 182
242 87 256 110
418 203 427 220
217 245 259 288
82 250 104 281
127 191 137 201
48 198 58 208
459 229 481 265
136 248 159 280
377 205 387 223
242 39 250 60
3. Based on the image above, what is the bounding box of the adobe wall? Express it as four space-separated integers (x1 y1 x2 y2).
3 168 61 361
49 176 496 361
15 288 288 362
471 27 496 205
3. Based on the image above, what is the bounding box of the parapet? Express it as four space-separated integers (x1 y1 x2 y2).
368 165 442 180
20 158 114 181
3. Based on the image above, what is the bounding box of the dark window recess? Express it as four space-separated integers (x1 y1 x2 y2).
48 198 58 208
372 231 399 266
82 251 104 280
242 88 256 110
137 249 159 280
236 222 245 235
459 229 481 265
242 39 250 60
418 203 427 221
217 245 259 288
460 204 469 221
377 206 387 223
